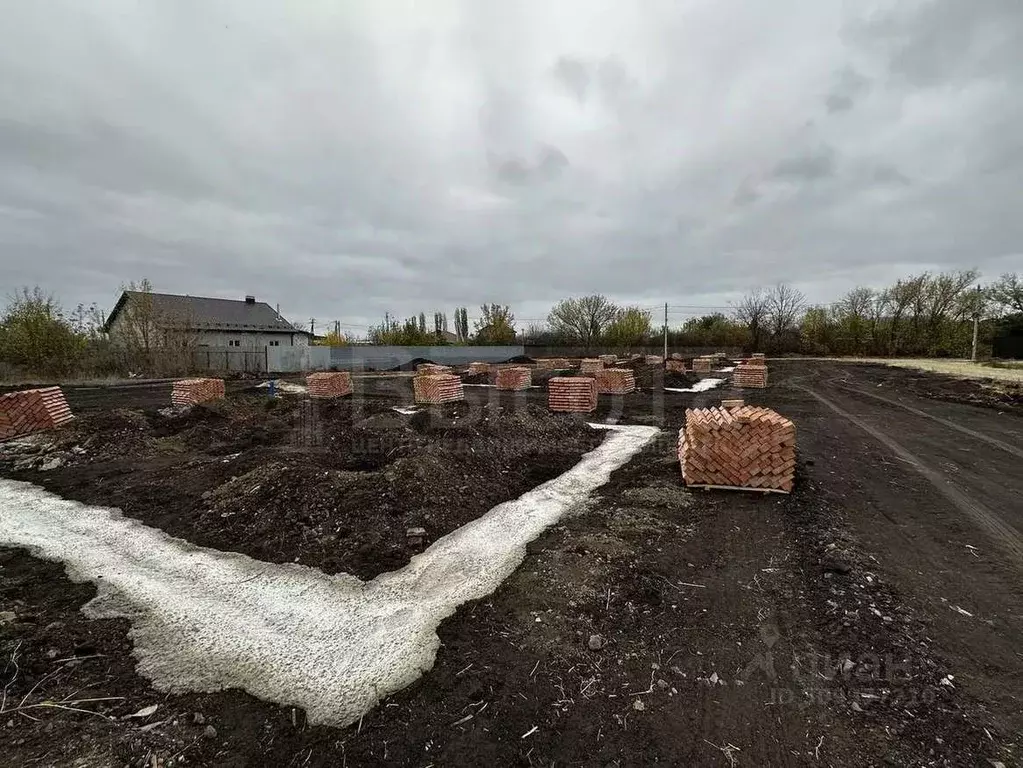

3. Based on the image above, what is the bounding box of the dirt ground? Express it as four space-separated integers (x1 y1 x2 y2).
1 359 1021 767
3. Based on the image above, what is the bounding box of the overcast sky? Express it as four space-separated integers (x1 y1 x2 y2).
1 0 1020 334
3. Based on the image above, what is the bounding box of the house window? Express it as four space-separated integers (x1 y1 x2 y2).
229 340 241 347
268 340 280 347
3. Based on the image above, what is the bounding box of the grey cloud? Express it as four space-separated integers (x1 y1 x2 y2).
772 146 837 181
0 0 1020 329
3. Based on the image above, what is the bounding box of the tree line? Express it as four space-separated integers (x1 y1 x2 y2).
2 270 1021 379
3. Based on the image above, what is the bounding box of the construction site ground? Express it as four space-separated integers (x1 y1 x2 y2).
1 360 1020 767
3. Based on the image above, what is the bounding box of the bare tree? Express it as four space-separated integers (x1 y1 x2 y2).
547 295 620 349
767 283 806 338
989 273 1023 315
733 288 771 352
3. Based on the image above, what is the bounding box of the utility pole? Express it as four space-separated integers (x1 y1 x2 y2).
310 318 315 335
971 285 981 362
663 302 668 361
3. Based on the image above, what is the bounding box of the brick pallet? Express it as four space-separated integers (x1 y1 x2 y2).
548 377 598 413
0 387 74 441
692 357 713 373
495 367 532 390
678 406 796 493
733 363 768 388
580 358 604 374
171 378 226 407
413 374 465 404
599 354 618 366
536 358 571 370
645 355 664 365
666 359 686 373
468 361 491 375
594 368 636 395
416 363 453 375
306 371 353 398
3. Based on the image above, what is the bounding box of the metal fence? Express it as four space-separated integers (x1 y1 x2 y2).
523 345 744 359
267 345 526 373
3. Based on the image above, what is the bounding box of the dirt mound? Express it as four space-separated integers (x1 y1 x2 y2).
502 354 535 364
460 372 490 385
13 397 604 581
390 356 435 372
664 370 700 388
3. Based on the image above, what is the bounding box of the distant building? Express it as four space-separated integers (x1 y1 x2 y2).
104 291 312 348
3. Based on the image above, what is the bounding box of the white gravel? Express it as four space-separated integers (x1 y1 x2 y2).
665 377 726 393
0 424 657 726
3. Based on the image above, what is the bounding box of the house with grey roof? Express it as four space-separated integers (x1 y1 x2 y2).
104 292 312 349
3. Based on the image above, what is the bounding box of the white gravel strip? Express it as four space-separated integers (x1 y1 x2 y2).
665 377 726 393
0 424 657 727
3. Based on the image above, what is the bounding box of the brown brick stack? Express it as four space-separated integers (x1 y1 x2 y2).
678 406 796 493
495 366 532 390
645 355 664 365
599 354 618 366
468 361 491 375
580 358 604 374
733 362 768 388
692 357 713 373
536 358 571 370
0 387 74 441
306 372 353 398
548 377 598 413
666 359 686 373
594 368 636 394
416 363 453 375
721 399 745 409
751 352 766 362
413 374 465 404
171 378 225 407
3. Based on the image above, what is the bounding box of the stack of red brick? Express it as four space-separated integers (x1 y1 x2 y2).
413 374 465 404
416 363 453 375
678 405 796 493
645 355 663 365
595 368 636 394
495 367 531 390
307 372 353 398
599 354 618 366
548 377 598 412
171 378 225 407
580 358 604 374
733 362 768 388
536 358 571 370
468 361 491 375
692 357 714 373
666 359 686 373
0 387 74 441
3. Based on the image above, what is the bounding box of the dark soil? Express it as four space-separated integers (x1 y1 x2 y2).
829 362 1023 413
1 360 1019 767
3 394 602 580
389 356 435 372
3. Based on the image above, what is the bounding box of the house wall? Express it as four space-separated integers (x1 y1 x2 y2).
194 330 308 348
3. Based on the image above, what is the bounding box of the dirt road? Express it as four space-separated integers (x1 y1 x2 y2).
0 360 1020 766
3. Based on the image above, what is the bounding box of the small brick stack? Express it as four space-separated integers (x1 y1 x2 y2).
692 357 713 373
171 378 225 407
733 362 768 388
666 359 686 373
0 387 74 441
751 353 766 362
678 405 796 493
580 358 604 375
548 377 598 413
594 368 637 395
536 358 571 370
306 371 353 398
468 361 491 375
671 353 684 360
413 374 465 404
416 363 453 375
721 399 745 409
599 354 618 366
495 366 532 390
645 355 664 365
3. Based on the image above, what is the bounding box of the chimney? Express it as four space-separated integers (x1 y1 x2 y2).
245 295 255 305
